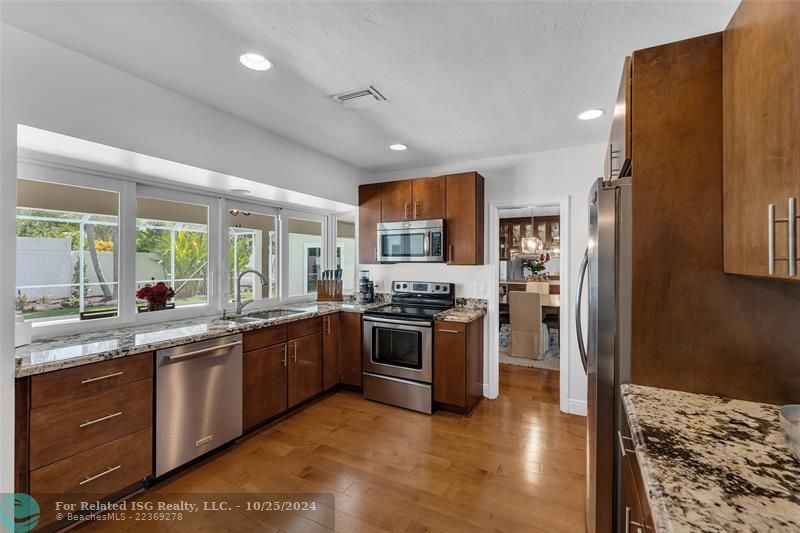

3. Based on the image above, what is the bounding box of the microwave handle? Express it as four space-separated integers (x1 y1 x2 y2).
424 231 431 256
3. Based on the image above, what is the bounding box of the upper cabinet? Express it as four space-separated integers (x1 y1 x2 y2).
723 0 800 280
358 172 485 265
605 56 632 181
446 172 485 265
380 176 446 222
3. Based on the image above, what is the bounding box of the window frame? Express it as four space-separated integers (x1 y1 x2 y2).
331 212 357 295
17 159 348 339
222 199 280 311
280 209 327 302
16 161 128 338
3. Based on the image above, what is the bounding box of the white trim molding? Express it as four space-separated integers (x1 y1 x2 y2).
488 195 572 414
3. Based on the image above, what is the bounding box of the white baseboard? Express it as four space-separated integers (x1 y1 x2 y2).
567 399 588 416
482 383 498 399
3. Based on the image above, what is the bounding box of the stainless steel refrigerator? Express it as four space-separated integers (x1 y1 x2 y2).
576 177 632 533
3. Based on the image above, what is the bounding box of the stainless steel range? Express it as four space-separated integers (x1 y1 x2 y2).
362 281 455 414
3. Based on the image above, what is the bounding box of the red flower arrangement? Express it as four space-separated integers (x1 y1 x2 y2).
136 281 175 311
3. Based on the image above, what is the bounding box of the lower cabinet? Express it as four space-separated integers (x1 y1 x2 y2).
288 333 323 408
323 313 340 390
243 343 288 430
433 317 484 413
619 413 656 533
338 311 363 387
242 317 325 429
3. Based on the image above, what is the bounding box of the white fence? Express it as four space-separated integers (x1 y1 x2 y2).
16 237 165 299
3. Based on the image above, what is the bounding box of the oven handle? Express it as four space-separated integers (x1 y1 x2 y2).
424 231 431 256
363 316 433 327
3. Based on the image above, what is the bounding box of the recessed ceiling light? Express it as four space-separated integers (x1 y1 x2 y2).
229 188 251 195
577 109 605 121
239 53 272 71
390 144 408 151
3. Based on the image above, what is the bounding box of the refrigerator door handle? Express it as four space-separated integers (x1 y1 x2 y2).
576 247 589 374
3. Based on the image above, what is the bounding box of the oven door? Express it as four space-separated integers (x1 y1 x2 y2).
362 316 433 383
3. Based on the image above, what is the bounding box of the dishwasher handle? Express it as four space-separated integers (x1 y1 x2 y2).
164 340 242 363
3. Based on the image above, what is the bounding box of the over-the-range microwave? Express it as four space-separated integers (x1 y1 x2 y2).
376 219 445 263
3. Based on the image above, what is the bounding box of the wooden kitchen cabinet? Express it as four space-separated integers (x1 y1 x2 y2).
243 343 287 430
411 176 446 220
606 56 632 181
358 183 381 264
723 0 800 280
446 172 485 265
288 332 323 407
433 317 484 413
323 313 340 390
619 414 656 533
338 311 363 387
380 179 413 222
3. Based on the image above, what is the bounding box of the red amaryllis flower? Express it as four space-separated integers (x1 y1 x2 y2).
136 282 175 307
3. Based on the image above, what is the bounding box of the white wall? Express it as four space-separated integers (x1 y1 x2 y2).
0 25 367 493
362 142 606 414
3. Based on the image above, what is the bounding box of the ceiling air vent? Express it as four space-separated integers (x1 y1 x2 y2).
330 85 387 108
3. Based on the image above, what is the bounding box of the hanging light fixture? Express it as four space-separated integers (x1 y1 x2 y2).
521 207 544 254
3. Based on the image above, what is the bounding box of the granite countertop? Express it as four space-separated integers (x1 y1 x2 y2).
15 297 488 377
621 384 800 532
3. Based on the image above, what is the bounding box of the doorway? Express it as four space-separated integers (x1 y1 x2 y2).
487 197 570 413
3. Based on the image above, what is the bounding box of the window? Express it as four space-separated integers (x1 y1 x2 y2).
286 216 323 298
228 209 278 302
136 196 209 310
16 179 119 323
336 218 356 293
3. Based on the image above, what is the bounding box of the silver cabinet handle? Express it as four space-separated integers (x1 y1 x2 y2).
617 430 635 457
79 465 121 486
437 329 460 334
292 342 298 363
165 340 242 363
281 345 287 367
414 201 419 219
768 198 798 276
404 202 409 220
576 248 589 374
81 371 123 384
80 411 122 428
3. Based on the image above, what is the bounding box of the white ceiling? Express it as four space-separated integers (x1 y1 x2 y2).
2 1 738 173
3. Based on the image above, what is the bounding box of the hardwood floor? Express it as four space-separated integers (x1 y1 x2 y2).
87 365 585 533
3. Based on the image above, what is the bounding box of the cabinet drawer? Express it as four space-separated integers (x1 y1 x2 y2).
31 428 151 526
243 324 287 352
30 378 152 469
287 316 323 339
31 353 153 409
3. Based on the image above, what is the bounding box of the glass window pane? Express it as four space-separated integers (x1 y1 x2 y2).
16 178 119 323
336 219 355 293
288 217 322 298
136 197 208 311
229 210 277 301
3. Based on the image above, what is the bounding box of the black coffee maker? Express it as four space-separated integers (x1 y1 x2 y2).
357 270 374 304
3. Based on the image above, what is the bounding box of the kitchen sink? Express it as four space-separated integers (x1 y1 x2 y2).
245 309 307 320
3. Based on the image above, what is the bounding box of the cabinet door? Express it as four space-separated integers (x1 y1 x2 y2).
358 183 381 264
338 312 362 387
622 456 647 533
411 176 446 220
243 344 287 429
607 56 632 180
288 333 323 408
723 0 800 279
433 322 466 407
323 313 340 390
446 172 485 265
381 180 413 222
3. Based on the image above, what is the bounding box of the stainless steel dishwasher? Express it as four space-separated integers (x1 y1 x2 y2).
155 334 243 477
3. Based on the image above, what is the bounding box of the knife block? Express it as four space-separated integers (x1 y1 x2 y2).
316 280 343 302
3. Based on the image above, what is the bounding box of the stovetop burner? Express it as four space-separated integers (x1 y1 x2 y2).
363 281 455 321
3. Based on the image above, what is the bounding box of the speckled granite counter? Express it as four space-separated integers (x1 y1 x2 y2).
621 384 800 532
15 297 488 377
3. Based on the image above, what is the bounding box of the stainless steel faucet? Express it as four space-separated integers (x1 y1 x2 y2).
234 269 267 316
